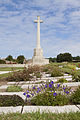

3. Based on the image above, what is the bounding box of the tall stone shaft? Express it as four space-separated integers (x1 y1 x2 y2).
34 16 43 49
28 16 49 66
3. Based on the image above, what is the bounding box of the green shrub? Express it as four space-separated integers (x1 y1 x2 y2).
72 74 80 82
61 67 72 74
34 72 42 78
67 64 76 70
42 68 49 72
0 95 24 106
57 78 67 83
31 92 69 106
51 68 63 77
74 63 80 68
62 64 76 74
70 86 80 104
71 70 80 82
78 64 80 68
6 85 23 92
24 81 71 106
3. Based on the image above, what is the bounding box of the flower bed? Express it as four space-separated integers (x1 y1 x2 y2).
23 81 80 106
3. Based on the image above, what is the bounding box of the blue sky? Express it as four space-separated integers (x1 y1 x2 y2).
0 0 80 59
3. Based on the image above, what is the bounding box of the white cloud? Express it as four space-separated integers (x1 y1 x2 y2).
0 0 80 58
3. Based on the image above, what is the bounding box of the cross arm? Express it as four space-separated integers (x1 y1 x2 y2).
40 20 43 23
34 20 37 23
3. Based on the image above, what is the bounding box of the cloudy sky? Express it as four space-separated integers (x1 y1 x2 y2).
0 0 80 59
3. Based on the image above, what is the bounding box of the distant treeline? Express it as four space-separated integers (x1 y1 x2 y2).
49 53 80 63
0 53 80 64
0 55 25 64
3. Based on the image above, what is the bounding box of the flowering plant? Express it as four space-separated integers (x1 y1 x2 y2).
23 80 71 106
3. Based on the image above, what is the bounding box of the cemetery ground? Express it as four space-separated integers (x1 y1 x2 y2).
0 62 80 119
0 111 80 120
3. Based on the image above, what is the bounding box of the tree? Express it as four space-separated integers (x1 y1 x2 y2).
17 55 25 64
6 55 13 61
49 57 56 63
56 53 72 62
73 56 80 62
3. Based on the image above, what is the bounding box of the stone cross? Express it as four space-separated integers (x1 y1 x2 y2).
34 16 43 49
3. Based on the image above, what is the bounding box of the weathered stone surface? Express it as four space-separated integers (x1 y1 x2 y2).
63 82 80 86
0 71 11 74
23 105 79 113
0 85 9 89
0 92 26 100
0 106 22 114
0 64 27 68
0 105 79 114
28 16 49 66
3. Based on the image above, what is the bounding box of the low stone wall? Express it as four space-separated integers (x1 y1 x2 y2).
0 64 28 68
0 105 80 114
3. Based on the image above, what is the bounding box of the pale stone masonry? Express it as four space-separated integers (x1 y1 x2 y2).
28 16 49 65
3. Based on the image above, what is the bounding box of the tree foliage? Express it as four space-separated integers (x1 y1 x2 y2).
56 53 72 62
49 57 56 63
17 55 25 64
73 56 80 62
6 55 13 61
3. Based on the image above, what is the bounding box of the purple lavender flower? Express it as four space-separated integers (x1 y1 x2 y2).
57 84 60 88
53 92 57 96
51 81 54 84
23 93 26 95
63 87 66 90
37 87 41 91
45 84 47 88
33 87 35 89
31 93 34 96
27 90 29 93
49 84 52 88
66 91 69 94
36 91 39 93
37 87 40 89
27 94 30 98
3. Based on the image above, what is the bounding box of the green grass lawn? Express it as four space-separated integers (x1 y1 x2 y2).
0 72 13 79
0 112 80 120
0 67 24 79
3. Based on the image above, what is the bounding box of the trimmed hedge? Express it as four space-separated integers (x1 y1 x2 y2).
0 95 24 106
70 86 80 104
